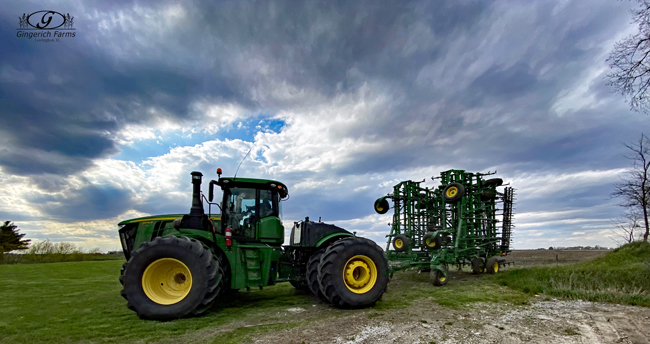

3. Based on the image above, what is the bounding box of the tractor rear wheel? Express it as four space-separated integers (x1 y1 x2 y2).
119 236 223 320
306 248 328 302
486 257 499 274
318 237 389 308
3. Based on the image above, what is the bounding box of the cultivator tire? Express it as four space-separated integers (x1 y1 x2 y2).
423 232 440 249
470 258 484 274
374 197 390 214
392 234 409 252
486 257 499 274
318 237 389 308
484 178 503 187
431 267 448 286
306 248 329 302
443 183 465 203
119 236 223 320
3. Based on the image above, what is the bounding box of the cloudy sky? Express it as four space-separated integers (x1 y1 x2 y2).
1 0 647 251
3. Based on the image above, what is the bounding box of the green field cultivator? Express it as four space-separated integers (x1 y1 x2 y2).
374 169 515 285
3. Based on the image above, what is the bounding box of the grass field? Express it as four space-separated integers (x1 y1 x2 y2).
0 259 531 344
497 242 650 306
1 244 647 344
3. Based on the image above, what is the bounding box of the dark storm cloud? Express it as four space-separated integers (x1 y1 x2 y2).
27 184 133 222
0 0 493 176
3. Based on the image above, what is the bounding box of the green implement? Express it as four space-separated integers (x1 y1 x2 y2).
374 169 515 285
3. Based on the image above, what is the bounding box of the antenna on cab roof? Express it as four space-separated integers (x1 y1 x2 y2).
233 148 252 180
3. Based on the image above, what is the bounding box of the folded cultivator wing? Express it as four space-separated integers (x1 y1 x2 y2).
374 169 515 285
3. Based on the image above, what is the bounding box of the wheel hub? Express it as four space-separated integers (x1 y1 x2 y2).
343 255 378 294
142 258 193 305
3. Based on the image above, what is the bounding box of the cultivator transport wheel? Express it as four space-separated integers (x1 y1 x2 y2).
423 232 440 249
318 237 389 308
486 257 499 274
119 236 223 320
306 248 329 302
442 183 465 203
431 267 448 286
392 234 409 252
483 178 503 187
374 197 390 214
470 258 484 274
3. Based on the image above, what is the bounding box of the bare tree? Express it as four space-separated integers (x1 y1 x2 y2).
612 134 650 242
607 0 650 113
612 208 643 245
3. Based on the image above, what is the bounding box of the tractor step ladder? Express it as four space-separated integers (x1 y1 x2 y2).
243 248 262 287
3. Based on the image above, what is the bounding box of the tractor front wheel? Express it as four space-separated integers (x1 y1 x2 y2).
119 236 223 320
318 237 389 308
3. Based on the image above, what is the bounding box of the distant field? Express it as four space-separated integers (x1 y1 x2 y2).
508 249 610 266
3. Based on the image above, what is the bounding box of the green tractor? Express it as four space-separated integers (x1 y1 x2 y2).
118 170 388 319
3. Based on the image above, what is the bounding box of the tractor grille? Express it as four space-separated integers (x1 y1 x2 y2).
118 223 138 259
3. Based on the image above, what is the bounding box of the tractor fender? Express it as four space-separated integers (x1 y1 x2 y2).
315 232 354 248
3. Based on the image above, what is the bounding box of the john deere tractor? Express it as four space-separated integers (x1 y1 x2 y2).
118 169 388 319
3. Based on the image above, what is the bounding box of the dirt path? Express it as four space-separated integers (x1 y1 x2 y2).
251 299 650 344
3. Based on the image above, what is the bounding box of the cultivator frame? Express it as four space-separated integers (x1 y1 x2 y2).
374 169 515 284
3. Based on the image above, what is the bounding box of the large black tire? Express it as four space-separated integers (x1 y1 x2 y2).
306 248 328 302
119 236 222 320
443 183 465 203
317 237 389 308
392 234 409 252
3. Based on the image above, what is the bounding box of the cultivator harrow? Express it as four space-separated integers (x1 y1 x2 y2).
374 169 515 285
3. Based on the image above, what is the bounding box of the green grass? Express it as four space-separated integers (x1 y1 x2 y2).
0 260 315 344
495 241 650 306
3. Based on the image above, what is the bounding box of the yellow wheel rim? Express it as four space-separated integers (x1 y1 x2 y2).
394 238 403 249
142 258 193 305
343 255 378 294
446 186 457 198
425 238 436 248
438 274 446 283
493 262 499 273
376 205 383 212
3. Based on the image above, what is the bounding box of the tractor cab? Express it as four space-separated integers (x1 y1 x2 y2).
209 172 288 245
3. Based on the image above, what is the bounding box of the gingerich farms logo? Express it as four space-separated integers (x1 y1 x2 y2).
17 11 76 42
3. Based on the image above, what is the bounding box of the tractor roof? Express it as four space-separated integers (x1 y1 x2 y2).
217 177 288 198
